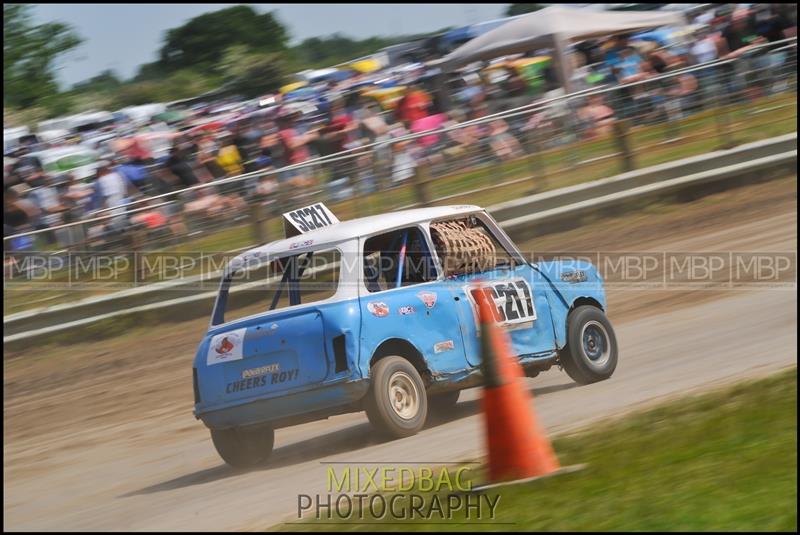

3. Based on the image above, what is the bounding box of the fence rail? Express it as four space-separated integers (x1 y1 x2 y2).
4 132 796 344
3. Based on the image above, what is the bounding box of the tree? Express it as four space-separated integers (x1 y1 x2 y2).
3 4 83 109
71 69 122 93
505 4 545 17
111 69 224 108
158 5 288 71
219 45 286 98
287 33 419 70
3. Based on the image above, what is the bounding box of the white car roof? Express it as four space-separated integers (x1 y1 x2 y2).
233 204 484 267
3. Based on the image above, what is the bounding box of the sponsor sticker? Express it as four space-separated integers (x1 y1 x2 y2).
434 340 455 353
560 270 587 283
226 368 299 394
242 363 280 379
367 301 390 317
417 291 438 309
289 239 314 250
398 305 416 315
207 327 247 366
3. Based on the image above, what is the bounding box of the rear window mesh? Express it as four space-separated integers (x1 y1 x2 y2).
430 219 497 277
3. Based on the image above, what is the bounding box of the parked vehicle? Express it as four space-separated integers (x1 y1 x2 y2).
22 146 102 181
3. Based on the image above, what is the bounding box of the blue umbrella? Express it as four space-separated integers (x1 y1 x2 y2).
327 69 356 82
284 86 319 101
631 28 673 47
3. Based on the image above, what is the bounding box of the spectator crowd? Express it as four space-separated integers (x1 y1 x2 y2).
4 3 797 252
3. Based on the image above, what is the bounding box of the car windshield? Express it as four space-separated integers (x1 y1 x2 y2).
213 248 340 325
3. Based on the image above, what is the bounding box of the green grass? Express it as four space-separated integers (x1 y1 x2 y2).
5 92 797 314
281 369 798 532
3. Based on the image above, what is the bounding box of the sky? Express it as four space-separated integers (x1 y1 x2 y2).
31 4 510 88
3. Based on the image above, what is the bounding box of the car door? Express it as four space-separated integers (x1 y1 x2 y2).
428 215 558 366
359 225 472 375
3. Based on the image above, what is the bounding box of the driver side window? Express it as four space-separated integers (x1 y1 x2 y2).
363 227 437 293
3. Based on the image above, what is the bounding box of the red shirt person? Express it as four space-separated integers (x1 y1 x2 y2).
396 83 432 125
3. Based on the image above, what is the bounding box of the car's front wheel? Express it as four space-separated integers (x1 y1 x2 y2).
211 425 274 468
365 356 428 438
560 305 618 385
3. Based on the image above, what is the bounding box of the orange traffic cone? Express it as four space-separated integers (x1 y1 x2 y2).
470 287 581 491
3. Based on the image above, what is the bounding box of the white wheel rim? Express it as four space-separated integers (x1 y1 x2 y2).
388 371 419 420
581 320 611 369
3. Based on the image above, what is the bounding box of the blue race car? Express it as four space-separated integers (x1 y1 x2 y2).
193 204 618 467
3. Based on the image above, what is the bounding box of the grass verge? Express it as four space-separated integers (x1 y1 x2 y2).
281 369 798 532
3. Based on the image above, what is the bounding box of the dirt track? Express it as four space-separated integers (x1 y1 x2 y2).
3 176 797 531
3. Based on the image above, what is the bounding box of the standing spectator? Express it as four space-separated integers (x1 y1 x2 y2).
752 4 794 43
320 99 358 197
116 155 152 194
410 106 447 165
355 100 393 189
322 99 357 154
718 9 769 102
215 133 247 199
604 33 635 69
690 26 720 65
395 82 432 126
690 25 723 107
256 121 280 170
719 9 766 58
61 172 93 220
29 173 68 244
276 110 317 187
166 144 200 188
617 46 646 83
197 133 226 181
94 161 129 230
486 114 523 160
4 187 39 255
578 94 617 140
4 187 39 238
216 134 244 178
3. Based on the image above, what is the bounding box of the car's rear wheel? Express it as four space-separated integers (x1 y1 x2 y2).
365 356 428 438
211 425 274 469
560 305 618 385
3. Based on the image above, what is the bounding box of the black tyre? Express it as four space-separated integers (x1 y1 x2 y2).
365 356 428 438
428 390 460 415
560 305 618 385
210 425 274 469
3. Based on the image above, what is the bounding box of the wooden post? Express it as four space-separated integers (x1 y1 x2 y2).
612 119 636 173
374 146 392 213
525 125 547 192
130 226 146 285
249 199 266 245
713 94 735 150
413 161 432 207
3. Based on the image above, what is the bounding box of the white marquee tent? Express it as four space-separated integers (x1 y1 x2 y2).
434 6 685 93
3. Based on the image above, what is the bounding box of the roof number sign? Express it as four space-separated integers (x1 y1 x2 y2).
283 203 340 237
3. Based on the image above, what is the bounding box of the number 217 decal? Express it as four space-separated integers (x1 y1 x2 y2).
467 278 537 325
